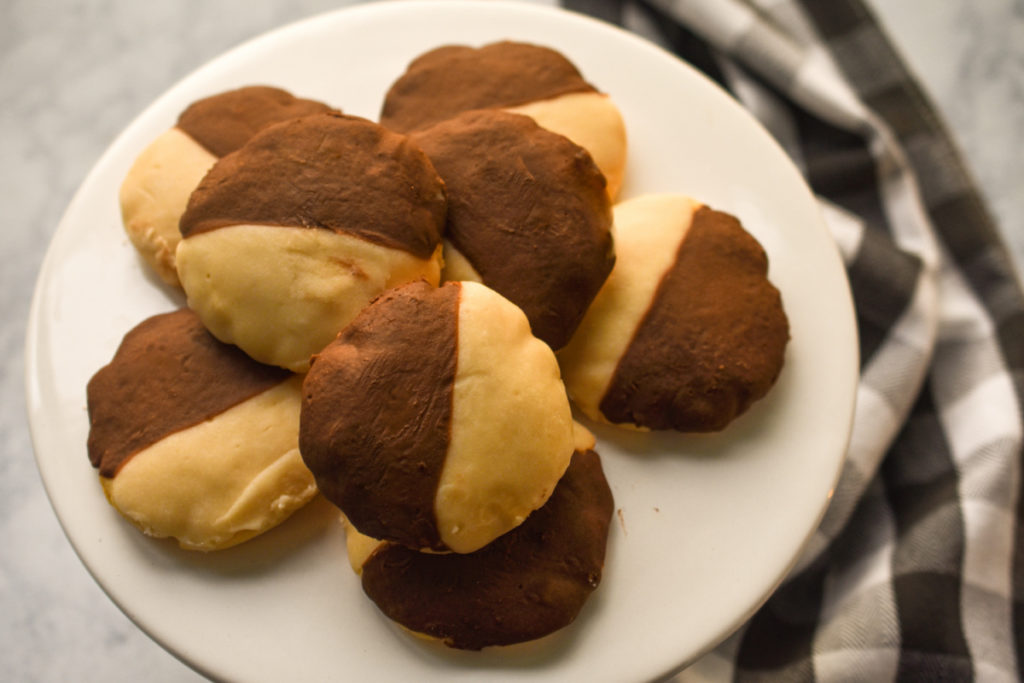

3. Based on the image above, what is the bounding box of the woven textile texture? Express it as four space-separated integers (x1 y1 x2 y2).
560 0 1024 680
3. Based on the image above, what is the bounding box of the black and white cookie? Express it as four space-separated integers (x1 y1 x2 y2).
559 194 789 432
86 309 315 551
175 112 447 371
299 280 575 554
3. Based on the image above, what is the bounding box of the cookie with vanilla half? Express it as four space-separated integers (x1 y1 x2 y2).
119 86 335 287
412 109 615 351
380 41 627 198
175 112 447 372
559 194 789 432
342 442 614 650
299 279 575 555
86 309 316 551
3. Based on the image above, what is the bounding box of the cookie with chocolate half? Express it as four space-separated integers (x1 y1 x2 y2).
300 280 575 555
176 112 447 372
381 41 627 198
411 109 615 351
86 309 316 551
119 86 335 287
559 194 789 432
344 445 613 650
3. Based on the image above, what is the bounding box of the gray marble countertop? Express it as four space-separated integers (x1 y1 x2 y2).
3 1 1021 681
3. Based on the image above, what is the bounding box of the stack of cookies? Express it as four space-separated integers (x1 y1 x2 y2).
86 40 787 650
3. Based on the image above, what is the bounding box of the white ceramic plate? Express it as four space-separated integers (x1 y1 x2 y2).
25 2 857 681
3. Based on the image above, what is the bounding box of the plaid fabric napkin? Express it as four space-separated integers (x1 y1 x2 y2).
560 0 1024 679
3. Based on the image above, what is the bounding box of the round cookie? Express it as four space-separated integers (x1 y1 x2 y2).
559 194 790 432
175 112 447 372
86 309 316 551
300 279 575 554
411 109 615 351
380 41 627 198
343 446 614 650
119 86 335 287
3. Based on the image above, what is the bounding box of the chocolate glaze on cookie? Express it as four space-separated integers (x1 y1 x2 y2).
300 281 459 551
86 309 291 478
358 448 614 650
381 41 597 134
413 110 614 349
176 85 336 158
179 113 446 259
600 207 789 431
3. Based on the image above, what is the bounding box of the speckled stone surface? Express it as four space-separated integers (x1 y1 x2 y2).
2 1 1021 681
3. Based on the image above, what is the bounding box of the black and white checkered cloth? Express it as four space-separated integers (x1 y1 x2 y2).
559 0 1024 679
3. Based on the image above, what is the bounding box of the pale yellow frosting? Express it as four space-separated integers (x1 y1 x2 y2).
101 375 316 551
176 225 443 372
439 239 483 284
434 281 574 554
118 127 217 287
